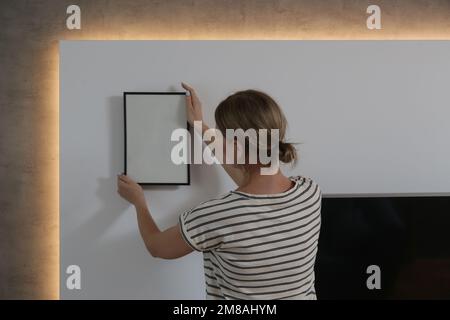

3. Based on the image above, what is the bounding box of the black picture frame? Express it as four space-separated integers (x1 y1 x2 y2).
123 92 190 186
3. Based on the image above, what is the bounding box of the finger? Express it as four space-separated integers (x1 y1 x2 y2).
191 91 200 105
118 174 131 183
185 94 193 109
185 99 195 115
181 82 193 92
117 180 127 188
181 83 192 97
181 82 198 100
122 175 139 186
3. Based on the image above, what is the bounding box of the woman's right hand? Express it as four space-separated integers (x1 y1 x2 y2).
181 82 245 186
181 82 204 127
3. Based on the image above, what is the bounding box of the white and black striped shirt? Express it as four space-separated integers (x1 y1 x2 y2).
179 175 322 300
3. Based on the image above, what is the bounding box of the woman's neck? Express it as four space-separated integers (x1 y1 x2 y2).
236 167 294 195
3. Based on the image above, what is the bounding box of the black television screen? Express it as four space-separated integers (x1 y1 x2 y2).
315 196 450 299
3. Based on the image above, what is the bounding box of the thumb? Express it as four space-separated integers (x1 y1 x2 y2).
185 94 194 110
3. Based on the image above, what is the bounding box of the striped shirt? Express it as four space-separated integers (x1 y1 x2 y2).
179 175 322 300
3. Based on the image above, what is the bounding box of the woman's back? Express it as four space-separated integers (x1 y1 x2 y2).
179 175 322 299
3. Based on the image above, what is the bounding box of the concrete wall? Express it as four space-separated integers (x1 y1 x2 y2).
1 0 449 299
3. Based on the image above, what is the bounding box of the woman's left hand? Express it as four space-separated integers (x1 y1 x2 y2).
117 174 146 207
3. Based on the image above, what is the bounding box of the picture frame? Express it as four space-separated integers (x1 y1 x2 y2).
123 92 190 185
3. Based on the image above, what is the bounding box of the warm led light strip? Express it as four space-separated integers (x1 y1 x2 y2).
45 29 450 299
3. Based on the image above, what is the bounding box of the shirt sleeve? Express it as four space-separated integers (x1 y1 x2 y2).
178 200 227 252
178 208 203 251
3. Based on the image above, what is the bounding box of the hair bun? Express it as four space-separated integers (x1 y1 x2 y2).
279 141 297 164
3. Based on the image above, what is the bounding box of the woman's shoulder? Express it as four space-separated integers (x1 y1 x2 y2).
182 191 241 217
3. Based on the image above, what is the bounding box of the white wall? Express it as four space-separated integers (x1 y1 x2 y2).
60 41 450 299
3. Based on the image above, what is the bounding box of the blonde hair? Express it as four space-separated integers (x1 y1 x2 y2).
214 89 297 165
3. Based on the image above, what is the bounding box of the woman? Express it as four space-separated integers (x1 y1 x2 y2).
117 83 322 299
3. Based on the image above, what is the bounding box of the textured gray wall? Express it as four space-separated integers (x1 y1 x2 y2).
0 0 449 299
